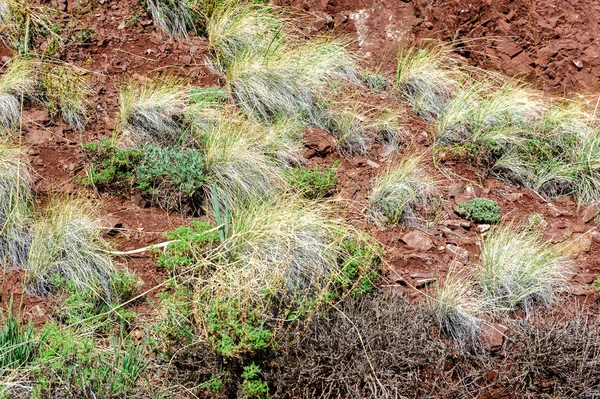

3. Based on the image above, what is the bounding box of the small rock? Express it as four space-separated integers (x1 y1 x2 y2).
476 224 491 233
464 185 482 199
441 219 471 230
581 202 600 223
133 194 149 208
573 59 583 69
592 231 600 243
481 323 508 352
545 227 572 243
574 274 596 285
366 159 380 168
560 232 593 259
570 224 587 233
546 204 563 217
27 128 52 145
410 272 435 288
401 230 434 251
445 244 469 264
565 282 596 296
102 216 122 237
448 183 463 198
505 193 523 202
1 56 10 64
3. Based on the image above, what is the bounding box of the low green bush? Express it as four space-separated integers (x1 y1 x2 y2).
457 198 501 224
284 163 339 199
81 139 205 210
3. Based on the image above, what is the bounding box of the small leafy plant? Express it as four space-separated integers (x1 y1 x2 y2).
284 163 339 199
456 198 501 224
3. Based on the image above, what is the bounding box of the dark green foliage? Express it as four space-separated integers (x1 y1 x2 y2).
135 144 205 198
336 239 382 296
81 140 206 210
156 221 218 270
58 274 138 331
205 298 272 357
31 325 148 398
284 163 339 199
457 198 501 224
153 283 196 348
0 302 43 371
241 363 269 398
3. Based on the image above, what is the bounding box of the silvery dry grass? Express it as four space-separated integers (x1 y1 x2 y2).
119 77 188 146
194 196 376 353
369 156 436 226
478 223 570 314
207 3 358 123
394 44 459 121
146 0 194 39
438 79 546 145
328 107 369 158
430 270 484 346
491 100 600 203
0 58 36 128
206 2 283 68
41 64 92 130
200 115 285 209
26 200 118 300
0 147 32 268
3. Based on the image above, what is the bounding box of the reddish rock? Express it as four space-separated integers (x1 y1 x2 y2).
581 202 600 223
481 323 508 352
401 230 434 251
445 244 469 264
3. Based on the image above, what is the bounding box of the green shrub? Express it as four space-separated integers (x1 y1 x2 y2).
284 163 339 199
241 363 269 399
456 198 501 224
32 325 148 398
0 301 43 371
82 140 206 210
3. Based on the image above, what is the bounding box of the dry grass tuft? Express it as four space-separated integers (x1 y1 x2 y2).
477 223 570 314
119 77 189 146
0 58 36 128
0 146 32 268
26 199 118 300
369 156 436 226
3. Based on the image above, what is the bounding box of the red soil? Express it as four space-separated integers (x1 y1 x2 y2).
1 0 599 335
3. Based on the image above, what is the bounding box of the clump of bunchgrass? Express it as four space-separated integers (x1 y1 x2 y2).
26 199 119 300
327 107 369 158
0 146 33 269
0 58 36 128
430 269 484 346
207 3 358 124
394 44 459 121
146 0 194 38
199 115 284 208
40 63 92 130
119 77 189 146
194 196 379 357
369 156 436 226
438 80 546 145
477 223 570 314
206 2 283 69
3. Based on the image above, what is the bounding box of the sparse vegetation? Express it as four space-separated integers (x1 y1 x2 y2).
40 63 91 130
207 3 357 124
394 44 458 121
430 270 484 346
457 198 501 224
369 156 436 225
